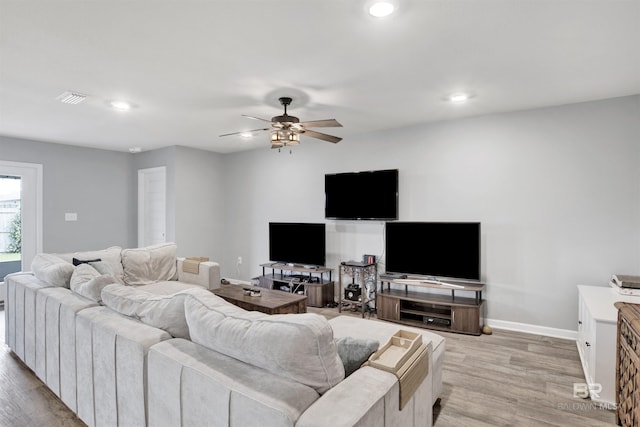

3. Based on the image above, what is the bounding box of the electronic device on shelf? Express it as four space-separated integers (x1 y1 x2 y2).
268 222 326 267
325 169 398 220
344 284 362 301
385 221 481 281
424 317 451 327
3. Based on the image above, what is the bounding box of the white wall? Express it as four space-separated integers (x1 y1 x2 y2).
222 95 640 331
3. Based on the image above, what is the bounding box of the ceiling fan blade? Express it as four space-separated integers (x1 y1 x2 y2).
242 114 273 123
218 127 270 137
303 129 342 143
298 119 342 128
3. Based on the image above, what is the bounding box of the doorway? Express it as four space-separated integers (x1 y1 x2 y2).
0 160 43 302
138 166 166 247
0 176 21 281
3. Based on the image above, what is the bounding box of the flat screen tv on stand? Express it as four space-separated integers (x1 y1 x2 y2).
385 221 481 281
268 222 326 268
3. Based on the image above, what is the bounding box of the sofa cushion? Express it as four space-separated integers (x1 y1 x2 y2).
100 284 209 339
184 292 345 394
70 264 118 303
121 243 178 285
31 253 75 288
137 281 204 295
57 246 124 284
334 336 379 377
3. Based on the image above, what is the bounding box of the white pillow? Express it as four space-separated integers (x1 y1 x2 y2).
184 292 345 394
121 243 177 285
57 246 124 283
100 283 209 339
31 253 75 288
70 263 118 303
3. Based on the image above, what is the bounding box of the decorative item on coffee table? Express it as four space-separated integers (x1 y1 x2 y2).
212 284 306 315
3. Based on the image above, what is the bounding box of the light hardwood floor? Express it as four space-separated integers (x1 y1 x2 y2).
0 304 616 426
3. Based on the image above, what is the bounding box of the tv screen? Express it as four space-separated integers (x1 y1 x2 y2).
325 169 398 220
385 222 481 280
269 222 326 267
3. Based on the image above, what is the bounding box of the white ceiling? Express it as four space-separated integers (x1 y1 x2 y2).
1 0 638 154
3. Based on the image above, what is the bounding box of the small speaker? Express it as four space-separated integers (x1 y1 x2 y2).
344 287 362 301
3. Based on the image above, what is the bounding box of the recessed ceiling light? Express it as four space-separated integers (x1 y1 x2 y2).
240 132 253 138
369 2 395 17
448 93 471 103
129 147 142 153
110 100 132 111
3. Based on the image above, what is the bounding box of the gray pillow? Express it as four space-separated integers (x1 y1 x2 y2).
335 336 379 377
70 263 118 303
31 253 75 288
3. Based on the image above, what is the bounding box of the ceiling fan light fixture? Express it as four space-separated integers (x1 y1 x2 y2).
271 130 300 146
239 132 253 138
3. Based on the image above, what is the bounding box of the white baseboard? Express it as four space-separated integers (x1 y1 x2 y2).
486 318 577 341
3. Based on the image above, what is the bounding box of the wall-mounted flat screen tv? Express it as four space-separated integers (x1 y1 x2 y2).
385 221 481 281
269 222 326 267
325 169 398 220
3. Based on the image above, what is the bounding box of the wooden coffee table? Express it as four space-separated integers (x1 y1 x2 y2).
212 284 307 314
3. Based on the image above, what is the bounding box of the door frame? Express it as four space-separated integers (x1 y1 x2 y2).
0 160 43 270
138 166 167 248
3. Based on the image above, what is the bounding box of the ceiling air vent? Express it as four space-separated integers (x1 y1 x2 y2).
56 91 87 104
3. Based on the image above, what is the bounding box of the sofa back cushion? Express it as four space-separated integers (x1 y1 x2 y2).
184 292 345 394
31 253 75 288
121 243 177 285
100 283 209 339
70 264 118 303
57 246 124 284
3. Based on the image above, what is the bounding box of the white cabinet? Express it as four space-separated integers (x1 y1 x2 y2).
576 285 638 406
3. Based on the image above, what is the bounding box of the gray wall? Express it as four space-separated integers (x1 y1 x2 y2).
132 145 226 262
0 136 135 252
222 95 640 331
2 95 638 331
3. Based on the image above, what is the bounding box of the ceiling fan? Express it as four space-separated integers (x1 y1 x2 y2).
219 97 342 149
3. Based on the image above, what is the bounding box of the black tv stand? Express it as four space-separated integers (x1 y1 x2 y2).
257 263 334 308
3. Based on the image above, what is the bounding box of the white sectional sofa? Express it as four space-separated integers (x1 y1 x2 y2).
4 243 445 427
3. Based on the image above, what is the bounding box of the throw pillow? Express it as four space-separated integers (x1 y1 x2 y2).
100 283 210 339
90 260 124 285
31 253 75 288
70 263 118 303
57 246 124 283
121 242 178 285
184 292 345 394
334 336 379 377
